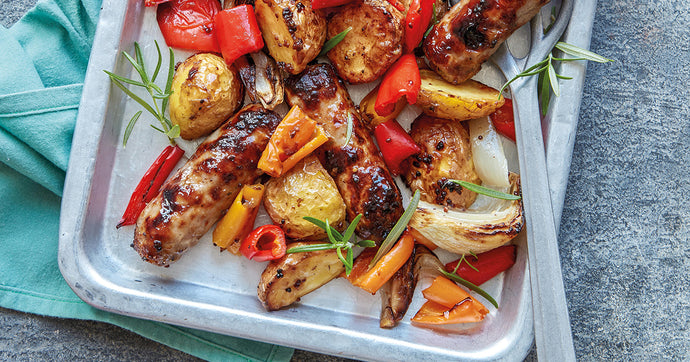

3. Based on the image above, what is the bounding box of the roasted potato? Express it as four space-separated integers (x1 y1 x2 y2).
416 69 505 122
326 0 404 84
254 0 327 74
403 114 481 210
258 242 345 310
263 155 346 240
169 53 243 140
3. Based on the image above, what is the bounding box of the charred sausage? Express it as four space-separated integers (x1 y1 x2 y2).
424 0 549 84
132 105 281 266
284 64 403 242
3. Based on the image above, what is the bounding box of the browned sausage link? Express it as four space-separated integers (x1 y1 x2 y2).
423 0 548 84
133 104 281 266
284 64 403 242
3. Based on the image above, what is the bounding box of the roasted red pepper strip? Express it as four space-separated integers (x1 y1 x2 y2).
117 145 185 228
403 0 435 54
157 0 221 52
444 245 517 286
386 0 405 12
374 119 421 175
145 0 171 6
489 98 515 142
241 224 287 262
374 54 421 117
215 5 265 66
311 0 354 9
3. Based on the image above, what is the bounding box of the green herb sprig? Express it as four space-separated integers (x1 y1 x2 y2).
319 27 352 57
439 268 498 308
446 180 521 201
104 41 179 146
286 214 376 276
369 189 421 268
500 41 613 115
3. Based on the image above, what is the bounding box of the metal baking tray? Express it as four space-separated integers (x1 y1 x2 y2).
59 0 596 360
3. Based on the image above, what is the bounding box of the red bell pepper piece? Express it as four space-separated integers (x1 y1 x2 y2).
387 0 405 11
374 119 421 175
311 0 354 9
444 245 517 286
241 224 287 262
403 0 435 54
374 54 421 117
117 145 185 228
156 0 221 52
489 98 516 142
145 0 171 6
215 5 265 66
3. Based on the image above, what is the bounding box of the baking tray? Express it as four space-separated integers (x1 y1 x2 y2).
58 0 596 360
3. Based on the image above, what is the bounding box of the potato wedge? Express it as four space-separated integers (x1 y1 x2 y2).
258 242 345 311
254 0 327 74
416 70 505 122
263 155 346 240
326 0 404 84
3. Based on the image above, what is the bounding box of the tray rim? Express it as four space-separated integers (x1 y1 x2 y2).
58 0 597 360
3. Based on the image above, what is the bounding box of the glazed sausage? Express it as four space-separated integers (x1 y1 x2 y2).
424 0 548 84
132 105 281 266
284 64 403 242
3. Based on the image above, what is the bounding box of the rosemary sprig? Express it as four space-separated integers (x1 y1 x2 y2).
500 41 613 115
446 180 521 201
453 254 479 273
440 268 498 308
104 41 179 146
319 27 352 57
286 214 376 276
369 189 421 268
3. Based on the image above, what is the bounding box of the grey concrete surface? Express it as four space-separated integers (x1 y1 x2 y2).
2 0 689 361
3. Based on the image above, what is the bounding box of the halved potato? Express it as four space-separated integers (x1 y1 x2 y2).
258 242 344 311
416 69 505 122
254 0 327 74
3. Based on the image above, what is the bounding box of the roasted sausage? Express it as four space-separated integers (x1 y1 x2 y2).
424 0 549 84
284 64 403 242
132 105 281 266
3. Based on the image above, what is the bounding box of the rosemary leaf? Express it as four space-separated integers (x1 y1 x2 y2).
447 180 521 200
341 213 361 245
319 27 352 57
134 43 149 84
555 42 614 63
440 268 498 308
103 70 145 87
109 76 159 119
162 46 175 113
166 124 181 139
303 216 344 240
538 69 550 116
547 57 560 97
358 240 376 247
287 243 337 253
123 111 142 147
123 50 147 84
151 41 163 82
370 190 421 268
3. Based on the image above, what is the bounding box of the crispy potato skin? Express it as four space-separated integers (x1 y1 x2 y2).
169 53 244 140
132 105 281 266
258 242 345 311
284 64 403 242
403 114 481 210
255 0 327 74
264 156 346 240
416 70 505 121
326 0 404 84
424 0 549 84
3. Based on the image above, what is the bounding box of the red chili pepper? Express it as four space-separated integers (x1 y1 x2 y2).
145 0 171 6
156 0 221 52
374 54 421 117
311 0 354 9
374 119 421 175
403 0 435 54
117 145 185 228
489 98 515 142
444 245 517 286
240 225 287 262
214 5 265 66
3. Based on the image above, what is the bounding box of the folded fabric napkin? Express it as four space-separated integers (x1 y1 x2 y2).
0 1 293 360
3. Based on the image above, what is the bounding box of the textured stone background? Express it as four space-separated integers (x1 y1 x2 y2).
2 0 689 360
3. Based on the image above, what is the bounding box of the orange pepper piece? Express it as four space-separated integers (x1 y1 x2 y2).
258 105 329 177
351 230 415 294
212 184 265 254
411 275 489 325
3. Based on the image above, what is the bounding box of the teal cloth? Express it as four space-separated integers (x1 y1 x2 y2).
0 1 293 361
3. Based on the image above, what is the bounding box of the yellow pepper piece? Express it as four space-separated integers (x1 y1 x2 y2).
359 85 407 129
258 105 329 178
212 184 265 254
